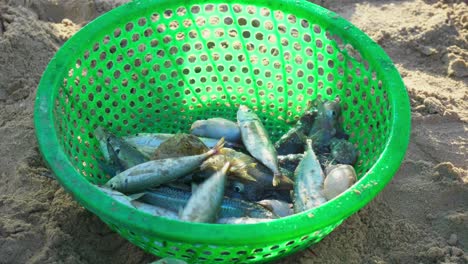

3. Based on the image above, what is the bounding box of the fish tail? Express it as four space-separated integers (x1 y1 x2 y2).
221 161 231 174
229 157 257 182
305 138 313 150
273 172 295 186
209 137 225 155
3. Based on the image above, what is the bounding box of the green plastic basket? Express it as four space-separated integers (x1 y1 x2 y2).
34 0 410 263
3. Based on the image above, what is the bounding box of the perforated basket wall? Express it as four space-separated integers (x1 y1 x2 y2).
35 0 410 263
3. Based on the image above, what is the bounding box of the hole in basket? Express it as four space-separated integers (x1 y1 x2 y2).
125 22 133 32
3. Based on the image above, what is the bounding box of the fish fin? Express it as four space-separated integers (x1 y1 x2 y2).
229 157 257 182
272 172 282 187
210 137 226 155
273 172 295 186
257 200 274 212
128 193 146 201
305 138 313 151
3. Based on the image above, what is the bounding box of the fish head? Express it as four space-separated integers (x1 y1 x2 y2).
104 177 126 192
237 105 259 123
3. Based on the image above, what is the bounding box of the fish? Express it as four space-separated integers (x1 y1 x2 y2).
323 164 357 200
96 187 179 219
151 133 209 160
180 162 230 223
123 133 242 157
224 168 294 202
141 186 276 219
95 128 125 176
293 139 327 213
104 138 225 193
191 118 241 143
274 105 317 155
200 148 257 182
237 105 293 187
308 100 342 152
329 138 358 165
95 127 148 170
217 217 273 224
257 199 294 217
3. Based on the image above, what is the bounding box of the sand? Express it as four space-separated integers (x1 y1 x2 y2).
0 0 466 263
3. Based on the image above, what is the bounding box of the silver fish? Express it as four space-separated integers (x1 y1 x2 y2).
104 138 225 193
257 199 293 217
123 133 242 157
142 186 276 219
95 127 148 170
293 139 327 213
96 187 179 219
217 217 272 224
191 118 241 142
237 105 293 187
180 162 230 223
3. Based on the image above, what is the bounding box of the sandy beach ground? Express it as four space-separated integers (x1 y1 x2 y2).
0 0 466 263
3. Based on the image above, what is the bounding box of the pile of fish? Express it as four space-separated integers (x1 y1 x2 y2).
94 100 358 224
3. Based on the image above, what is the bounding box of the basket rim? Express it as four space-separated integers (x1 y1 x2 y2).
34 0 410 246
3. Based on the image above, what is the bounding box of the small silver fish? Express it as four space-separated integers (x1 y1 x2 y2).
95 127 148 170
257 199 294 217
217 217 272 224
180 162 230 223
293 139 327 213
96 187 179 219
237 105 293 187
104 138 225 193
142 186 276 219
191 118 241 142
323 164 357 200
123 133 242 157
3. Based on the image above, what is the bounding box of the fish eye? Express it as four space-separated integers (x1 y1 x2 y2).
247 109 252 112
110 183 115 189
233 182 245 193
115 148 121 154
